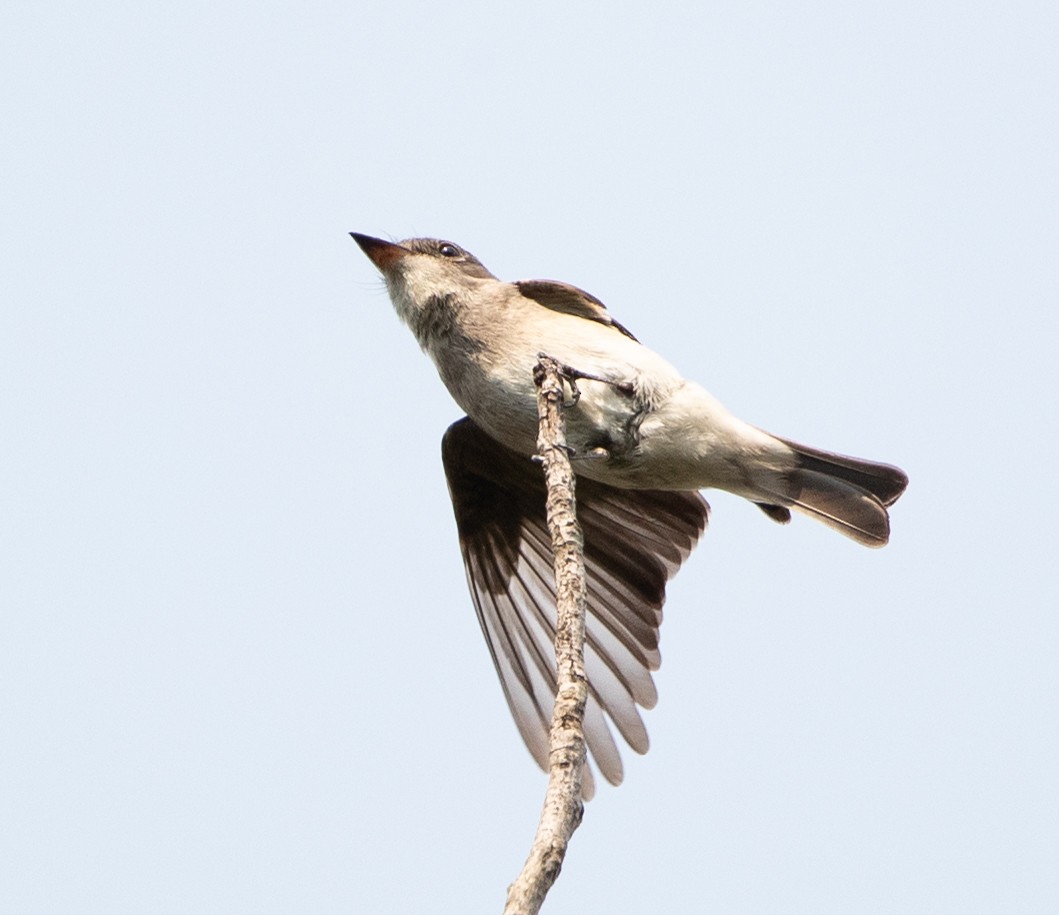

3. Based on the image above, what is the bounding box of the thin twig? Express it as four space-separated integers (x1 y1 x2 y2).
503 355 589 915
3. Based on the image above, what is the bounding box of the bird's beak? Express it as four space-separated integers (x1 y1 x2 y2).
349 233 410 272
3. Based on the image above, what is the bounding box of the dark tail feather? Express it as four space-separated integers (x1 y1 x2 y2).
758 436 909 547
778 437 909 507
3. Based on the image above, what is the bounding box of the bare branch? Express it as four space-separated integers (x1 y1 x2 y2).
503 355 589 915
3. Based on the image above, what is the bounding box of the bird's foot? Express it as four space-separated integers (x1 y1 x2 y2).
536 353 636 407
570 446 611 462
531 443 577 464
534 444 611 464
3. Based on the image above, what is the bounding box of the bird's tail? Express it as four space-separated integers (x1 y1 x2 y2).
755 436 908 547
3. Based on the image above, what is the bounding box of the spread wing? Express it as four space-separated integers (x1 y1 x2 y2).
441 417 708 797
515 279 639 341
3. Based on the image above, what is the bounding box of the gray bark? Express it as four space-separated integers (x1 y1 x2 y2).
503 356 589 915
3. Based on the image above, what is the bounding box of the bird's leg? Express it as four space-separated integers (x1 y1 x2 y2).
535 352 636 407
534 354 633 463
560 365 635 401
570 446 611 462
534 442 610 463
531 445 577 464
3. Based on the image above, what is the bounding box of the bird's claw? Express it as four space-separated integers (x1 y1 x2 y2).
562 376 582 408
531 443 577 464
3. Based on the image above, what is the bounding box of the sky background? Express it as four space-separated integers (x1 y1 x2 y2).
2 2 1057 912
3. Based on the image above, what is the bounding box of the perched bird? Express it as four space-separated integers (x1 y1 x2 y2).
351 233 907 796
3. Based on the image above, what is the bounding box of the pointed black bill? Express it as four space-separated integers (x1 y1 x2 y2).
349 232 409 271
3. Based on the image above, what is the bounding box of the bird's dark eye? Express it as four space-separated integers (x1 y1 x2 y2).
438 242 460 258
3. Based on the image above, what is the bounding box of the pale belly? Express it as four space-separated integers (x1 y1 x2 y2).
426 326 784 494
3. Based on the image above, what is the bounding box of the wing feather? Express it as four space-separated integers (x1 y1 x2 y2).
442 417 708 794
515 279 639 341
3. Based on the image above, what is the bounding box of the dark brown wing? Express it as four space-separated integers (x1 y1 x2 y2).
515 279 639 341
441 417 708 797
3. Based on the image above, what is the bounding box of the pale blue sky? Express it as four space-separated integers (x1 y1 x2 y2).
2 2 1057 912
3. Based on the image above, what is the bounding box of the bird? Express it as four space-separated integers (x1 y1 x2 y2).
351 232 907 797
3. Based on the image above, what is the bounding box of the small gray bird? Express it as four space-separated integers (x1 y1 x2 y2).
352 232 907 796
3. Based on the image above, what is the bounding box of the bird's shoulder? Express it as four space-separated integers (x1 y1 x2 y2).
513 279 638 342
